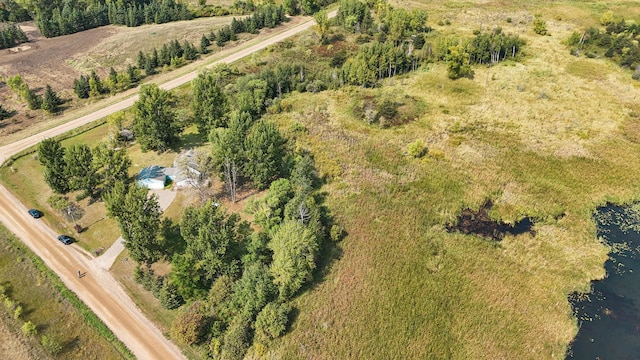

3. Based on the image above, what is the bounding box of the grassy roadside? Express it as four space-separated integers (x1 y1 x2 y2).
0 224 132 359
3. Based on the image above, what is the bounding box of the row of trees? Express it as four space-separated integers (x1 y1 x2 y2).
74 67 141 99
0 22 27 50
71 3 289 103
106 0 191 28
6 75 63 112
467 27 524 65
36 139 131 198
35 0 191 38
341 40 416 86
136 38 199 76
210 3 287 48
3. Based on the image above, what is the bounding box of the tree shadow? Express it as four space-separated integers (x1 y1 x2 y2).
59 336 80 357
173 130 207 151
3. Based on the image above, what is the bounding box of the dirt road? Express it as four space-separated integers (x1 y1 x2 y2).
0 12 335 164
0 13 333 359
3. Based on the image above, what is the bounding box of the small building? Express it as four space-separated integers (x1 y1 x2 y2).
163 167 198 189
137 165 168 189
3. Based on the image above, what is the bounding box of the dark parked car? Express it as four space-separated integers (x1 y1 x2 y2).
57 235 73 245
27 209 42 218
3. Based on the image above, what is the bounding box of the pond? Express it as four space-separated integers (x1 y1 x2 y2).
567 205 640 359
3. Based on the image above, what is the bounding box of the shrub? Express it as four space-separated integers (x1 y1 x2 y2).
13 305 22 319
533 15 547 35
170 301 208 345
220 314 252 360
407 139 427 158
21 321 37 336
633 66 640 81
255 302 291 341
330 224 344 242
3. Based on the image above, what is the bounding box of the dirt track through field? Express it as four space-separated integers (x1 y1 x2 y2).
0 13 333 359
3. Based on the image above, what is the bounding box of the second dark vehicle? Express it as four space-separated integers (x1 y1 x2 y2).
57 235 72 245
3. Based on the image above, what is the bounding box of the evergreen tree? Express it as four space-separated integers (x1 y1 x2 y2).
73 75 90 99
41 84 62 113
37 139 69 194
24 88 42 110
0 104 12 120
199 34 210 54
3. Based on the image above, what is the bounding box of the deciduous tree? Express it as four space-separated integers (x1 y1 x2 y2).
269 219 318 299
192 71 229 133
133 84 181 152
244 120 286 190
104 182 162 264
64 144 98 196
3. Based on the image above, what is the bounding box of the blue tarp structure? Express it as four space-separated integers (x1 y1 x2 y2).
137 165 167 189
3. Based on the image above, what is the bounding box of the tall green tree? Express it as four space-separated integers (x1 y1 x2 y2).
41 84 63 113
210 111 252 202
244 120 287 189
191 71 229 134
92 143 131 193
269 219 318 299
226 263 276 318
104 182 163 265
37 138 69 193
171 201 250 299
63 144 98 196
313 10 330 42
133 84 181 152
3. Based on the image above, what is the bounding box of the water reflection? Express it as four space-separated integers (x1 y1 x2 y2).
567 205 640 359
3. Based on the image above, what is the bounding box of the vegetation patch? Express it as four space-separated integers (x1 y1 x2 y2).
0 225 132 359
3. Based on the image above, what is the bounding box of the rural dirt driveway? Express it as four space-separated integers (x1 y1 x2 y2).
0 13 333 359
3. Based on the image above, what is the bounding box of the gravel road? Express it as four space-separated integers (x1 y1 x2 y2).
0 13 334 359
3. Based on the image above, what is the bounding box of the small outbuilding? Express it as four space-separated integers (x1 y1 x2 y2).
137 165 168 189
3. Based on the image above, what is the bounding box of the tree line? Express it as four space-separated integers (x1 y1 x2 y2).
71 3 287 103
568 11 640 79
6 75 63 113
0 22 28 49
34 0 190 38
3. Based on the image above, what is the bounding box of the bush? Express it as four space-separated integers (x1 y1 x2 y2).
407 139 427 158
330 224 344 242
41 335 62 355
13 305 22 319
533 15 548 35
21 321 37 336
220 314 252 360
170 301 208 345
255 302 291 341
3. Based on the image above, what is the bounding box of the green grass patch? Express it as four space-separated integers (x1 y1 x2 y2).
0 224 132 359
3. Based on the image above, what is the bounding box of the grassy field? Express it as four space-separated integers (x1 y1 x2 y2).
258 1 640 358
0 225 128 359
67 16 237 72
2 0 640 359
